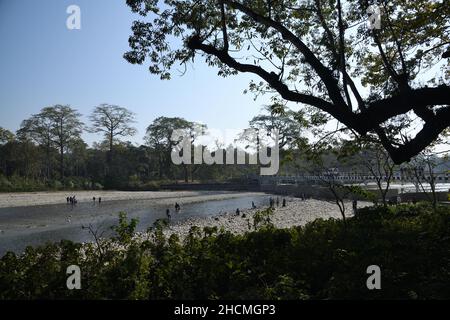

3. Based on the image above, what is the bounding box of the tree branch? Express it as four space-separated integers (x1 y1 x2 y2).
358 86 450 130
187 35 358 127
222 0 348 108
378 106 450 164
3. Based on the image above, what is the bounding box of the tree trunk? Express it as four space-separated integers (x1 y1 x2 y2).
183 164 188 183
60 146 64 180
108 131 113 165
158 154 163 179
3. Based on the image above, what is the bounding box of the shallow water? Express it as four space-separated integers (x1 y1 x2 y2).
0 193 273 255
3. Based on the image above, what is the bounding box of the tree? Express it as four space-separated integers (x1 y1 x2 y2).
301 146 350 222
38 105 84 179
0 127 14 145
404 151 445 210
17 115 55 179
145 117 206 180
337 139 396 207
0 128 16 177
359 144 395 207
245 105 308 149
183 122 208 182
125 0 450 164
67 138 88 178
89 104 137 163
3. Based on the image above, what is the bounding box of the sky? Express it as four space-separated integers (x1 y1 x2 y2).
0 0 269 146
1 0 447 154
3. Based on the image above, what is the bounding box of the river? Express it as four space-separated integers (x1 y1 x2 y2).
0 191 272 255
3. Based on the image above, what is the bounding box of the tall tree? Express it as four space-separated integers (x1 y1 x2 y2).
17 114 55 179
125 0 450 164
89 104 137 163
39 105 84 179
0 128 15 176
244 104 308 149
145 117 206 180
340 140 396 207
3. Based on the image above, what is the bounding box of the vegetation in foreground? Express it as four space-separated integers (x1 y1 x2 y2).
1 203 449 300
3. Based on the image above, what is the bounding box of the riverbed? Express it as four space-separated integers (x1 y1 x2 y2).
0 191 272 255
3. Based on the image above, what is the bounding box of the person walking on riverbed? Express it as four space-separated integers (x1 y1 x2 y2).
166 209 171 221
352 199 358 215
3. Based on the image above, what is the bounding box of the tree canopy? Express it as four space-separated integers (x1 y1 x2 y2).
125 0 450 164
145 116 207 179
19 105 84 179
89 104 137 162
0 128 14 145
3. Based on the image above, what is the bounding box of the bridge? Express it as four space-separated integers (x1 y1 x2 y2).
257 171 450 186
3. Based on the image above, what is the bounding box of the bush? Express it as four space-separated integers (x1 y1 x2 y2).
1 203 449 300
92 182 104 190
0 175 103 192
0 175 13 191
0 175 47 192
50 180 63 190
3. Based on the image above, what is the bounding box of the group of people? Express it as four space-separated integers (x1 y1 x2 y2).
269 197 287 208
164 197 292 223
166 202 182 221
92 197 102 204
235 197 287 217
65 195 103 206
66 196 77 206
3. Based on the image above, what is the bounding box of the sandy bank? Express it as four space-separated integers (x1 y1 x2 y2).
137 198 372 240
0 190 260 209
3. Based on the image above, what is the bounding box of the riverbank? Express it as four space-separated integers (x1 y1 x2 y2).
0 191 270 255
158 198 372 239
0 190 261 208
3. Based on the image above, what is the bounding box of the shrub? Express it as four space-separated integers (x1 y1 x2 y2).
1 203 449 300
93 182 104 190
0 175 13 191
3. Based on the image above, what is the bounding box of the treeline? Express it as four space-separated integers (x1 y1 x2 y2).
0 104 257 192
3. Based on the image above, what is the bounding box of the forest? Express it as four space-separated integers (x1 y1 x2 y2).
0 104 260 192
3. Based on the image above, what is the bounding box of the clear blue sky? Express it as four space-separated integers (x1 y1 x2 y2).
0 0 267 146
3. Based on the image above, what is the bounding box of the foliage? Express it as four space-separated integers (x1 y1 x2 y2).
1 203 450 300
239 105 310 150
17 105 84 179
0 175 102 192
0 114 258 191
89 104 137 158
248 207 275 230
124 0 450 164
0 128 14 145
